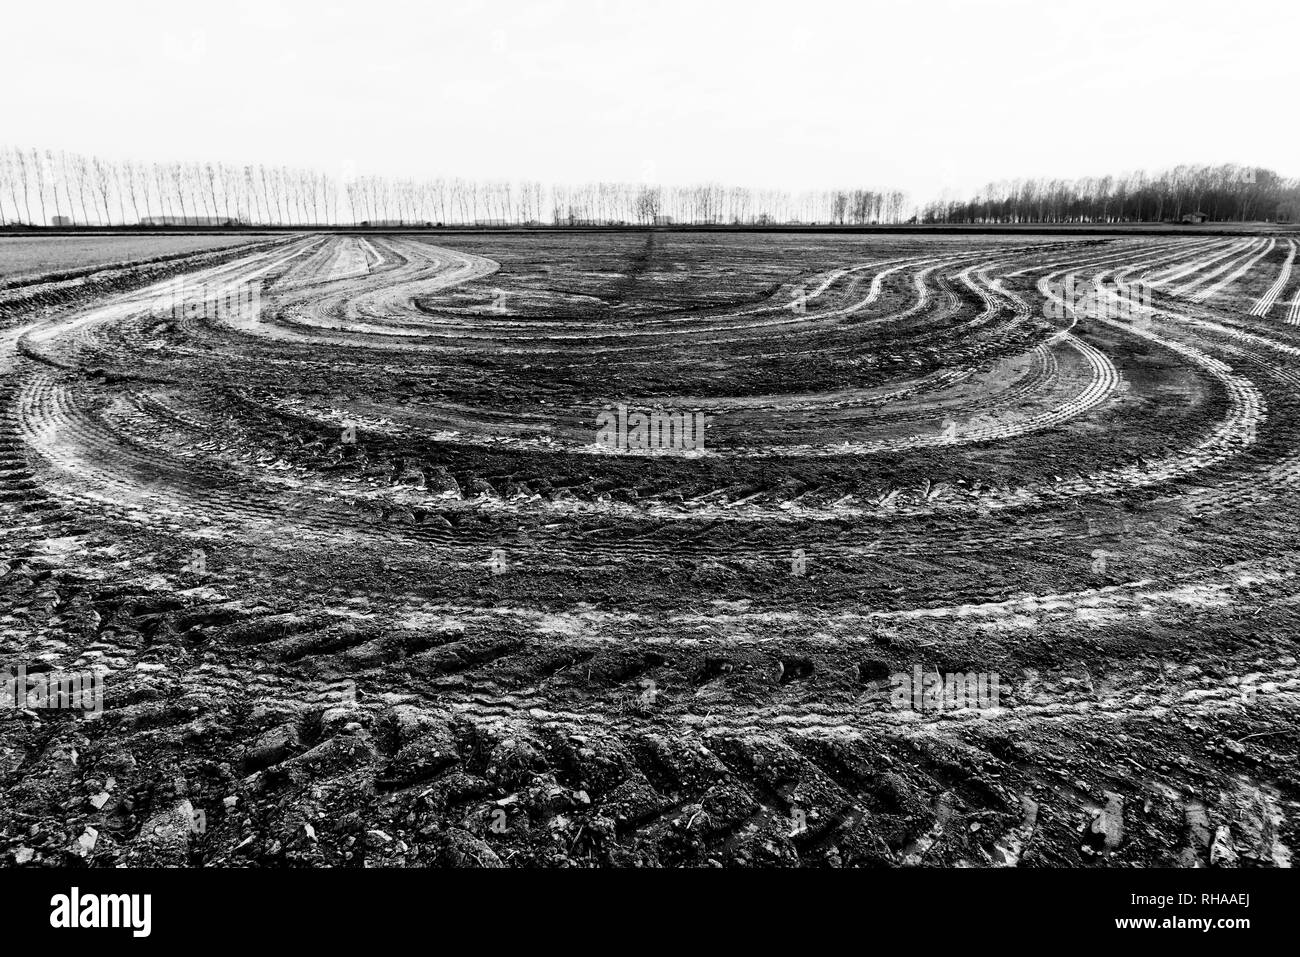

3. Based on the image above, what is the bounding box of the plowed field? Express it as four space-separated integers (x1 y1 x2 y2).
2 231 1298 868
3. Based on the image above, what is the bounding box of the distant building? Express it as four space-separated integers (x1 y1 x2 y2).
51 215 74 227
653 215 674 226
1181 211 1210 224
472 219 509 227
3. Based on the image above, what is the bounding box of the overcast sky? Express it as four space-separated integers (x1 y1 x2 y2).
5 0 1296 202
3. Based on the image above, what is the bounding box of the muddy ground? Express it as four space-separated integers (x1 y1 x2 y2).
1 231 1297 868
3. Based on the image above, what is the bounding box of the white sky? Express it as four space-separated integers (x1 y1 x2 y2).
4 0 1296 203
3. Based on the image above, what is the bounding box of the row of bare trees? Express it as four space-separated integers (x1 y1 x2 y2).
7 148 1295 229
550 185 909 226
921 165 1300 224
0 147 340 227
0 146 910 227
352 181 908 226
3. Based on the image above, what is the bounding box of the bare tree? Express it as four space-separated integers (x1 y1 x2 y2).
203 163 220 223
0 150 13 225
15 148 35 224
264 166 283 225
122 160 144 224
28 148 50 225
112 161 128 224
92 157 115 225
244 166 263 224
170 162 190 223
43 150 65 224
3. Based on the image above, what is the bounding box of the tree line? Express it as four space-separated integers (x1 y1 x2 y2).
8 149 1290 228
921 164 1300 224
0 146 908 227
